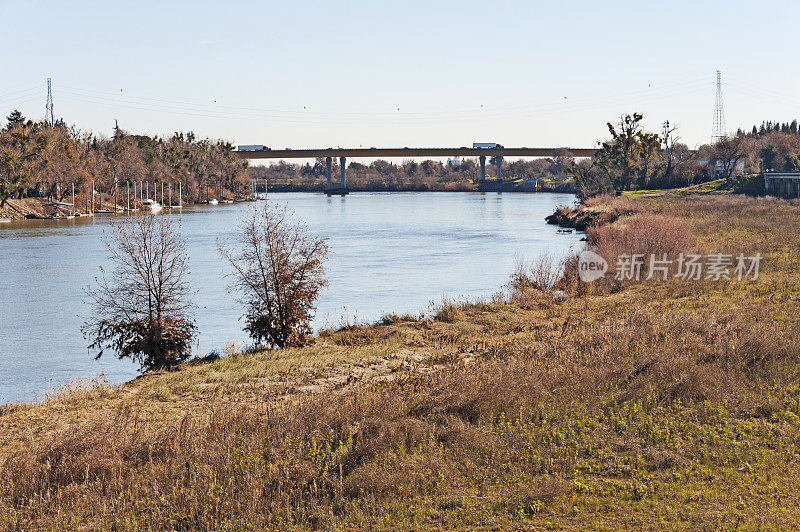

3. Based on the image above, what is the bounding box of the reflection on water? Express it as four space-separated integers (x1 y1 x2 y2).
0 192 581 402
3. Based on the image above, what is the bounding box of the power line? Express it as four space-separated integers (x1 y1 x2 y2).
712 70 725 143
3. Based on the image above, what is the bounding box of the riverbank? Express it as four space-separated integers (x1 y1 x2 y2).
0 196 253 221
2 193 799 528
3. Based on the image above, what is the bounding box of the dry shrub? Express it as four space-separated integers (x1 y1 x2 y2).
433 298 458 322
582 193 617 208
508 253 565 308
587 212 693 264
376 312 419 326
555 253 603 297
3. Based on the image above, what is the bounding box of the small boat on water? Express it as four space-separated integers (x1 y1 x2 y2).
205 198 219 205
25 213 76 220
142 198 163 211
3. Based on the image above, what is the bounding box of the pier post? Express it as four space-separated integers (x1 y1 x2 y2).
495 156 503 183
326 157 333 188
127 184 130 211
340 157 347 188
179 181 182 207
72 183 75 216
169 182 172 208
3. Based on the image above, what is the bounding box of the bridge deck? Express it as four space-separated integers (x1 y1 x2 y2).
234 147 597 160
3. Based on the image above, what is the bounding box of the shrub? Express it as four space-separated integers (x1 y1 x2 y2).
83 215 195 371
220 203 329 349
507 253 565 307
586 212 693 266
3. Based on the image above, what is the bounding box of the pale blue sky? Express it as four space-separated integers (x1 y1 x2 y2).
2 0 799 149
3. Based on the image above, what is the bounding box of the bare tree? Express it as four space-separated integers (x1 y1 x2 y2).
219 203 328 348
659 123 695 184
706 134 752 179
83 215 195 371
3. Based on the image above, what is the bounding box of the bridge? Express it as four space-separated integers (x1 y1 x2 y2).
233 147 597 195
764 172 800 197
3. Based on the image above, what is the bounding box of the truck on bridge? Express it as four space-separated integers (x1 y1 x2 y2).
473 142 502 149
238 145 270 152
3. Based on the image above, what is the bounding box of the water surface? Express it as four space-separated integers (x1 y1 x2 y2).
0 192 580 402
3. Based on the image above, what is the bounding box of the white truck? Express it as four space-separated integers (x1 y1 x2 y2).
473 142 501 149
238 145 270 151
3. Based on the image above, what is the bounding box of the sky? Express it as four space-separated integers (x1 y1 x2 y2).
2 0 800 151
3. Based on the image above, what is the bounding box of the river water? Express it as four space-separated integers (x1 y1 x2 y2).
0 192 581 403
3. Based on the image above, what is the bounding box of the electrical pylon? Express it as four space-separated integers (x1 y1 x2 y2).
45 78 54 126
712 70 726 143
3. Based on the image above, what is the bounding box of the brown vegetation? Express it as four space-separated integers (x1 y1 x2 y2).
2 193 800 528
0 111 248 218
219 203 329 349
586 212 693 265
83 215 195 371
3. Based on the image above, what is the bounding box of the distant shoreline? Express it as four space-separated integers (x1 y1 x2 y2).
260 182 575 194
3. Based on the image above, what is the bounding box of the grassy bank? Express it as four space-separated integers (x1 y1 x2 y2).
2 194 800 529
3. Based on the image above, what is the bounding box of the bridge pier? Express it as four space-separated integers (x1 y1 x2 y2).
478 155 505 192
325 157 332 188
325 156 349 196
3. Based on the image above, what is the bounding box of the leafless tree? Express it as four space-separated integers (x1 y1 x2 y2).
659 123 695 184
83 215 195 371
219 203 329 349
706 134 752 179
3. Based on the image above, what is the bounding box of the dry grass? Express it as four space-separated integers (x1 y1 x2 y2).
2 193 800 529
586 211 693 264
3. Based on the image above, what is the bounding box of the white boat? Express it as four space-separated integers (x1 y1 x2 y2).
205 198 219 205
142 198 163 211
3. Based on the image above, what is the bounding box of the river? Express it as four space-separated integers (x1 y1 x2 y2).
0 192 581 403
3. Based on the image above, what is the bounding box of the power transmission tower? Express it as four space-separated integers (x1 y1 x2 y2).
45 78 55 126
712 70 726 143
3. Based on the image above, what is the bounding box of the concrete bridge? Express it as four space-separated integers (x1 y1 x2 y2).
234 147 597 195
764 172 800 197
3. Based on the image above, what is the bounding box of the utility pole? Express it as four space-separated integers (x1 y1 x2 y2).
45 78 55 126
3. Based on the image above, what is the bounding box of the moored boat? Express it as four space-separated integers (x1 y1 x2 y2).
142 198 163 211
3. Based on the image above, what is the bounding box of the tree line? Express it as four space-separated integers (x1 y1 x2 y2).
574 113 800 198
0 110 248 208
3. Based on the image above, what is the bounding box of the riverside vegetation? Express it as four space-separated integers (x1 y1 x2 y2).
0 110 248 220
1 191 799 529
